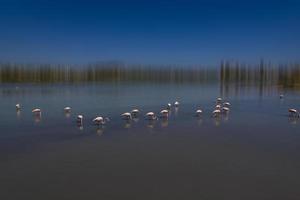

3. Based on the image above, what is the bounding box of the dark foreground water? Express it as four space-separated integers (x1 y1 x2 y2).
0 82 300 200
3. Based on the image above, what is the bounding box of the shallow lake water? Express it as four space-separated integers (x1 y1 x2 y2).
0 81 300 200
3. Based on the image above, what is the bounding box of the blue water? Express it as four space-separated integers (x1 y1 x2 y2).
0 82 300 199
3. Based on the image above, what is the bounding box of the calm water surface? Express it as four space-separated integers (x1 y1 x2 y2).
0 82 300 200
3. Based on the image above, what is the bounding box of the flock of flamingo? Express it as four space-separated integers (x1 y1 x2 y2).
14 95 300 129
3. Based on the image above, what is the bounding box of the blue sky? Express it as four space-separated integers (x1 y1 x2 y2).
0 0 300 65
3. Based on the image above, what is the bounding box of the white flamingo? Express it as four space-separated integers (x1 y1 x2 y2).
215 104 221 109
32 108 41 115
289 109 299 117
216 97 222 103
121 112 132 120
222 107 230 113
131 109 139 117
77 115 83 124
93 116 110 125
145 112 157 120
64 107 71 112
16 103 21 110
160 109 169 118
167 103 172 110
32 108 41 122
223 102 231 107
212 109 221 117
195 109 203 116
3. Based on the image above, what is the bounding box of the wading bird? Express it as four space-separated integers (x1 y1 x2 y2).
64 107 71 112
131 109 139 117
121 112 132 120
174 101 180 107
167 103 172 110
212 109 221 117
32 108 41 122
160 109 169 118
222 107 230 113
215 104 221 110
195 109 203 116
216 97 222 103
16 103 21 110
77 115 83 124
223 102 231 107
288 109 299 117
93 116 110 125
145 112 157 120
32 108 41 115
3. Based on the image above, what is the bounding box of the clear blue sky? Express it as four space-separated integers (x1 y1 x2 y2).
0 0 300 65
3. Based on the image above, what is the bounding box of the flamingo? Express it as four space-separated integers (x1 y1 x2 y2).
16 103 21 110
212 109 221 117
77 115 83 124
195 109 203 116
167 103 172 110
215 104 221 109
145 112 157 120
64 107 71 112
32 108 41 122
222 107 230 113
174 101 180 107
217 97 222 103
223 102 231 107
131 109 139 117
160 109 169 118
288 109 299 118
93 116 110 125
121 112 132 120
32 108 41 115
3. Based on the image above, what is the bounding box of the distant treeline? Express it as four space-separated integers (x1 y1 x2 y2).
0 62 300 89
220 60 300 90
0 63 217 84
